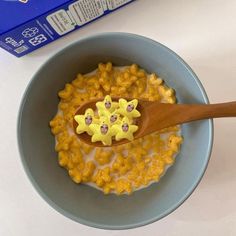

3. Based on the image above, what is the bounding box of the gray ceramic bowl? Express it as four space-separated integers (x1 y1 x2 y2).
18 33 213 230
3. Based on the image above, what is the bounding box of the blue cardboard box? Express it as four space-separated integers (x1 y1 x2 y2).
0 0 134 57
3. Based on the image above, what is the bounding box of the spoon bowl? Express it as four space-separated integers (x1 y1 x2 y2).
73 97 147 147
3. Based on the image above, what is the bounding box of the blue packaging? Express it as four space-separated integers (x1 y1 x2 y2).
0 0 134 57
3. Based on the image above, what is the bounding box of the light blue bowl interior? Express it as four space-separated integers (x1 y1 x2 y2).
18 33 213 230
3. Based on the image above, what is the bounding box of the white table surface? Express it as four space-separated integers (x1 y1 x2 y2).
1 0 236 235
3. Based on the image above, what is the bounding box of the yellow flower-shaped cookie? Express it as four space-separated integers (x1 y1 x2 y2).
96 95 119 116
112 117 138 141
108 110 121 125
117 98 141 120
74 108 97 135
90 117 116 146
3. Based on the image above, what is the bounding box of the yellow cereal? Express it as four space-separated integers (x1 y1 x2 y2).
58 102 69 111
123 72 130 80
115 179 132 194
72 74 85 89
82 161 95 179
66 159 74 170
130 64 138 75
58 151 69 167
70 148 83 164
95 148 113 165
69 169 82 183
106 62 113 72
168 135 183 153
58 83 74 100
98 63 106 72
55 141 70 152
137 70 146 78
80 142 93 154
149 73 163 86
93 167 112 187
50 115 66 135
50 63 183 195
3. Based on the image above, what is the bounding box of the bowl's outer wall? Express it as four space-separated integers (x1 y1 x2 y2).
18 33 212 229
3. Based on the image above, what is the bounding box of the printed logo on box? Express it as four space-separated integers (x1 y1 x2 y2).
5 37 24 47
22 27 39 38
28 34 47 46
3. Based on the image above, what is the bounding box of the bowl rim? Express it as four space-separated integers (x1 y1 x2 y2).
17 32 213 230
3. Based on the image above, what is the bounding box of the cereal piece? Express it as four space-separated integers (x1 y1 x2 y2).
105 62 113 72
130 64 138 75
80 142 93 154
103 181 116 194
71 74 85 89
111 154 132 175
49 115 66 135
94 148 113 165
149 73 163 86
163 153 175 165
115 179 132 195
96 95 119 116
117 98 141 120
58 151 69 167
168 134 183 153
69 168 82 183
137 70 146 78
108 110 121 125
98 63 106 72
55 137 72 152
58 83 74 100
70 150 83 164
74 108 98 135
90 117 116 146
93 167 112 187
112 117 138 141
82 161 96 181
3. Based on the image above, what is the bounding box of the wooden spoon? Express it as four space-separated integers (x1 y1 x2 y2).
73 98 236 147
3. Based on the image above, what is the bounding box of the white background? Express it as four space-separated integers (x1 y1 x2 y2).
1 0 236 235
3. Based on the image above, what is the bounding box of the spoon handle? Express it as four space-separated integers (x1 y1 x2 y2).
173 101 236 120
143 101 236 134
